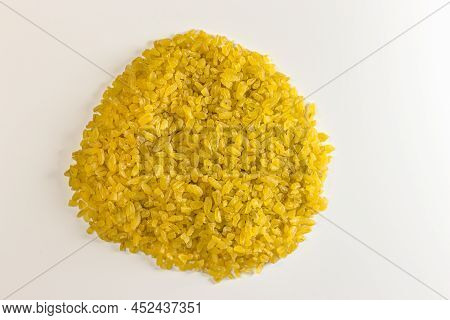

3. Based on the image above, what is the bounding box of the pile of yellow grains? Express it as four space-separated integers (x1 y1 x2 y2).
65 30 333 281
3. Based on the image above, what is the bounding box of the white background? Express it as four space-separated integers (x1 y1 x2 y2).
0 0 449 300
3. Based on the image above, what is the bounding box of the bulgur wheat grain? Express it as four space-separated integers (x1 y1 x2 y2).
65 30 333 281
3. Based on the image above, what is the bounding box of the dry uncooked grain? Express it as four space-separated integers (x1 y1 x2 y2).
65 30 333 281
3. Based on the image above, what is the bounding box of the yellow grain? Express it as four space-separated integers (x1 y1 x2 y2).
66 30 333 282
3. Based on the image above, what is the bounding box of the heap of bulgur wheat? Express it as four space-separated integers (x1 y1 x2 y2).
66 30 333 281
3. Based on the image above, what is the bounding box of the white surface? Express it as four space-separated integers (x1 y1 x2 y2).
0 0 449 299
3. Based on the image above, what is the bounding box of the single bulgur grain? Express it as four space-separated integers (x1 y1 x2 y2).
65 30 333 281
